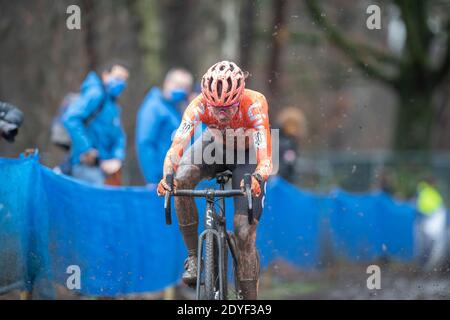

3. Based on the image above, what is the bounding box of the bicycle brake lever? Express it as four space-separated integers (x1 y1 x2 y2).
164 174 174 225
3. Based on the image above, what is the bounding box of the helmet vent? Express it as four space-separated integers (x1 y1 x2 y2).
217 81 223 98
226 78 232 93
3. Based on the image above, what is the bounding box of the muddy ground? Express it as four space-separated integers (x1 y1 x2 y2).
1 261 449 300
258 261 450 300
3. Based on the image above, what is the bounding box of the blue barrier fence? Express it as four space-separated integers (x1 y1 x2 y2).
0 155 417 296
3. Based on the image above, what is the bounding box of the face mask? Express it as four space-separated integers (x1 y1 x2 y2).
170 89 188 104
106 78 127 98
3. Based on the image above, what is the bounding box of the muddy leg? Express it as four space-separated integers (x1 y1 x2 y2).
234 214 260 300
174 164 205 256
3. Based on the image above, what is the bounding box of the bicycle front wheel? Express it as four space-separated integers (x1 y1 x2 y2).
204 232 217 300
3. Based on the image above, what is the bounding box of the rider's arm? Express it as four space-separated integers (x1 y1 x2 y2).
162 97 204 176
247 94 273 182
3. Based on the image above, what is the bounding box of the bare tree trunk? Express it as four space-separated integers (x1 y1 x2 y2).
221 0 239 60
267 0 289 110
434 85 450 149
239 0 256 70
82 0 98 71
159 0 196 70
305 0 450 150
394 90 434 151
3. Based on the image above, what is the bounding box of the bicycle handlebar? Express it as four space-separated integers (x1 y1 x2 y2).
163 173 254 225
172 189 245 197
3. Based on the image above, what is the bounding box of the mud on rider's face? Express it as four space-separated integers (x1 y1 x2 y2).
208 103 239 124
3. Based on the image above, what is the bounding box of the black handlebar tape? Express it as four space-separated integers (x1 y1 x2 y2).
174 190 244 197
166 174 174 188
164 174 174 225
243 174 254 224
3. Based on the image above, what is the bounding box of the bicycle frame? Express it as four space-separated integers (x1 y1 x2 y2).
196 191 226 299
163 172 253 300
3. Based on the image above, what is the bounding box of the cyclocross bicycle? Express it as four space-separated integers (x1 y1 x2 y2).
164 170 254 300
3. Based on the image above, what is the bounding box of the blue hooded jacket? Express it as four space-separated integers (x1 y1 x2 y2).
63 72 126 165
136 88 182 184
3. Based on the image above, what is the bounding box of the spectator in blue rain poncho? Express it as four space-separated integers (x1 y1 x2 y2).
136 68 193 185
62 61 130 185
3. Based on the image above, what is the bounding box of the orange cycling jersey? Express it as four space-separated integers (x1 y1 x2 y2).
163 89 273 181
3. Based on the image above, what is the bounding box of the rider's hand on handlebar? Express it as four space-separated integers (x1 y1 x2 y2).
240 176 261 197
157 177 177 196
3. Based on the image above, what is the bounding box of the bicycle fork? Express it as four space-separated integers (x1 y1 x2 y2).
196 193 226 300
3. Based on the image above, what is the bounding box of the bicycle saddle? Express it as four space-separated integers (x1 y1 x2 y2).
215 170 232 185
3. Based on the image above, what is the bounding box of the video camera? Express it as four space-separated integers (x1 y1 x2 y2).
0 101 24 143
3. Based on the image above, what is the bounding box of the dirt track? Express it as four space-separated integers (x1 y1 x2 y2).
2 261 449 300
258 261 450 300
